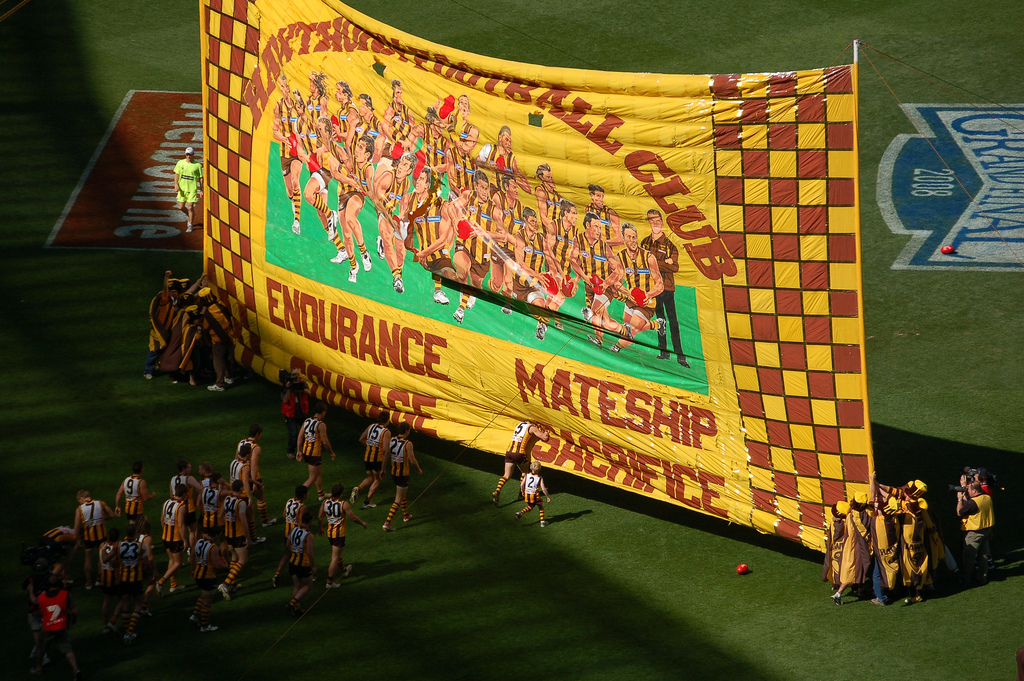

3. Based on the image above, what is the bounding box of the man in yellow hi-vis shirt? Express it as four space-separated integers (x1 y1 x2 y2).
174 147 204 233
957 479 994 587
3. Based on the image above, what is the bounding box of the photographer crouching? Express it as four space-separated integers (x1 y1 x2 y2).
956 473 994 587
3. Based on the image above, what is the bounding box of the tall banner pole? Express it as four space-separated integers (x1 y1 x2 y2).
850 37 874 478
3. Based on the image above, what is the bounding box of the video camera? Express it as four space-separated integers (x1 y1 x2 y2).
278 369 308 394
20 542 67 568
949 466 996 493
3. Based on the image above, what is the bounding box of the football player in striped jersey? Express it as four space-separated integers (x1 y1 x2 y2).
492 421 549 505
73 490 114 590
382 423 422 532
272 485 309 588
189 525 226 632
319 483 368 588
286 512 316 617
351 411 391 509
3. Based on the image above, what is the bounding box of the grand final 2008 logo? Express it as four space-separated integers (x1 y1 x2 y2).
877 104 1024 271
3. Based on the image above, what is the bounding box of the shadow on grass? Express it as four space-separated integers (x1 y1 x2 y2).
547 509 594 524
419 421 1023 568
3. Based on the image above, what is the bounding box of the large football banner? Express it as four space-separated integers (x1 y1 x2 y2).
201 0 872 550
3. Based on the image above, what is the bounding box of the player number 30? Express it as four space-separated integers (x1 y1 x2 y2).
911 168 954 197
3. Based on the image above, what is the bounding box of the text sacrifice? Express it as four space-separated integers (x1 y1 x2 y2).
533 429 729 518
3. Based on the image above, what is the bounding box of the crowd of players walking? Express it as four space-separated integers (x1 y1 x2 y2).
24 401 555 675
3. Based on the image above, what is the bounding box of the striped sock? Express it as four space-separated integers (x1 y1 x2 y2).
224 561 241 586
331 232 345 250
248 520 257 539
311 193 330 215
127 612 140 635
391 266 401 279
521 503 534 515
400 499 408 515
358 241 368 255
494 477 508 495
200 601 211 627
257 500 269 524
157 577 165 588
349 251 359 269
291 189 302 221
434 277 442 293
289 598 299 610
459 289 470 309
539 506 546 522
386 502 399 523
169 576 178 589
193 596 203 617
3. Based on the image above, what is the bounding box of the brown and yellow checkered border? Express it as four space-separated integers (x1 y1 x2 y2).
201 0 262 369
711 67 870 547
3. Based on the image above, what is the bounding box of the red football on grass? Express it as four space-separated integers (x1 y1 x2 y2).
940 245 955 255
736 563 749 575
457 220 473 240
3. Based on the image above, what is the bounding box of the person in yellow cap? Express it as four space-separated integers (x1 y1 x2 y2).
831 493 872 605
174 147 203 233
898 497 931 604
198 287 235 391
822 501 848 598
144 271 177 380
867 472 901 605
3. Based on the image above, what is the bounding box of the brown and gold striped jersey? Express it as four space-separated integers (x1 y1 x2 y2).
200 484 223 529
389 437 411 477
161 499 183 542
300 416 324 459
363 424 390 464
323 499 347 539
76 501 106 543
223 495 246 540
288 527 312 567
118 539 143 583
192 538 217 580
283 497 306 536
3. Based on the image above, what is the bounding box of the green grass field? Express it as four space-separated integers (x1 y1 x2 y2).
2 1 1023 679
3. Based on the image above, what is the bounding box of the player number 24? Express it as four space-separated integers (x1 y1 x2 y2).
911 168 954 197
